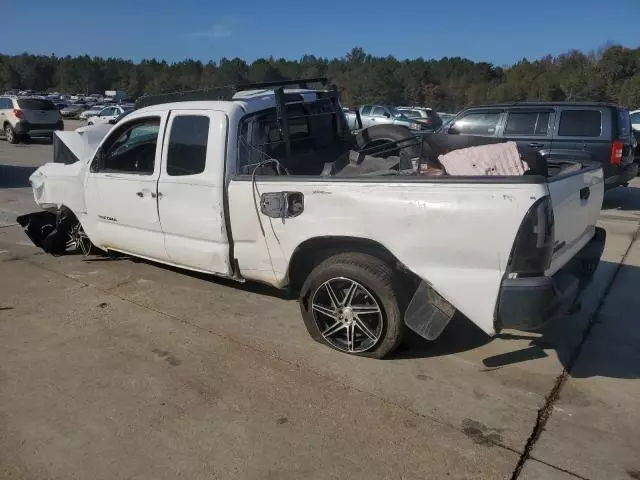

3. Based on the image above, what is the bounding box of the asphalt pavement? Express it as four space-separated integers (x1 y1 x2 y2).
0 127 638 479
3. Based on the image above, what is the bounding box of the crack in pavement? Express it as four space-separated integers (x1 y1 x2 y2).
510 224 640 480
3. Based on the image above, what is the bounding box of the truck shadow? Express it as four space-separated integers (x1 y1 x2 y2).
0 165 38 188
101 254 298 301
398 260 640 380
601 184 640 211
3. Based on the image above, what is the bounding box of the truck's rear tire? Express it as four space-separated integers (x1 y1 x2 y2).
299 252 405 359
356 124 420 159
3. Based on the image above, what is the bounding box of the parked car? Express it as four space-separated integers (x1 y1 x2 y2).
345 105 428 132
0 96 63 144
630 109 640 131
438 112 456 123
441 102 638 189
60 103 87 118
19 79 606 358
79 105 105 120
86 105 134 125
396 106 443 131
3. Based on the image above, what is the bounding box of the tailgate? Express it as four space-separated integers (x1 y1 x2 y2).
546 164 604 274
23 109 59 125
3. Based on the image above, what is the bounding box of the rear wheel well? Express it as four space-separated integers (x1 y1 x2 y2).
287 236 419 294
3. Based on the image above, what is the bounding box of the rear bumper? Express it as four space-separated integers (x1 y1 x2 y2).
13 120 64 136
605 162 638 188
497 226 606 331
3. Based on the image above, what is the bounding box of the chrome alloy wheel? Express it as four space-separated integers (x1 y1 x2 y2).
311 277 384 353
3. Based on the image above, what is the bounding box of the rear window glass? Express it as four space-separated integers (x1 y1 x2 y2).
558 110 602 137
167 116 210 176
17 98 57 110
617 109 631 138
400 109 422 118
505 112 550 135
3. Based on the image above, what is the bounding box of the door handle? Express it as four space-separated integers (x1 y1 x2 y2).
582 144 591 151
529 142 544 148
580 187 590 200
136 191 144 198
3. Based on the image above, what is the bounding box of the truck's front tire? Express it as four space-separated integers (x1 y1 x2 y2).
299 253 405 359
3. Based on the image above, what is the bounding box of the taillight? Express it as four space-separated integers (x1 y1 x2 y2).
424 118 432 124
13 108 23 119
508 197 554 276
610 140 623 165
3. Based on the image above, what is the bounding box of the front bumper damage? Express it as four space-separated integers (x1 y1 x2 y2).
16 210 75 256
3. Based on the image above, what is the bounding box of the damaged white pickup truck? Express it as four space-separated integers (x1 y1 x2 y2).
18 78 606 358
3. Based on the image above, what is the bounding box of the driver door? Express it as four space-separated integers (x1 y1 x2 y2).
85 113 169 261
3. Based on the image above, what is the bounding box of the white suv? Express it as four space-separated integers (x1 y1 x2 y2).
0 96 64 144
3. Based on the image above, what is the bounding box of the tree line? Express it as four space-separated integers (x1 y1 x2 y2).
1 46 639 112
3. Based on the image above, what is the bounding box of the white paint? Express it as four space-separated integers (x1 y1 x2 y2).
157 109 231 274
27 91 606 338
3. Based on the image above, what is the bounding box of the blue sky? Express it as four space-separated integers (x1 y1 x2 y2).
7 0 639 66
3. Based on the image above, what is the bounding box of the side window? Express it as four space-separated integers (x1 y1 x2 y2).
372 106 387 117
450 112 500 136
504 112 551 135
167 115 209 176
95 118 160 175
630 112 640 124
360 105 372 115
558 110 602 137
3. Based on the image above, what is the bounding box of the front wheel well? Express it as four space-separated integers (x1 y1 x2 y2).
287 236 419 294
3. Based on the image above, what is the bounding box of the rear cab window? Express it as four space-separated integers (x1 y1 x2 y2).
17 98 56 110
167 115 210 176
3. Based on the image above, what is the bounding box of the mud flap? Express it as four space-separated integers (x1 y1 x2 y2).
16 211 68 255
404 281 456 341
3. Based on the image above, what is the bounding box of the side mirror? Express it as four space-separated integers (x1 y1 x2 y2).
90 149 102 172
448 125 460 135
383 112 391 118
108 118 117 125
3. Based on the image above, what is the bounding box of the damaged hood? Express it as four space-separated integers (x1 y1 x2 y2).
30 124 112 212
53 123 112 165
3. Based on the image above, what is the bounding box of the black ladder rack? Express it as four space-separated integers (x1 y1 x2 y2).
133 77 344 160
134 77 330 109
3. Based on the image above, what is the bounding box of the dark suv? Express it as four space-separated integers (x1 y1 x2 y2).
442 102 637 188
